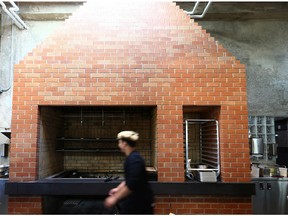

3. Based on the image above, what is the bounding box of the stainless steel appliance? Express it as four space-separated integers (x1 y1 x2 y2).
195 171 217 182
250 138 264 155
252 178 288 214
267 143 277 157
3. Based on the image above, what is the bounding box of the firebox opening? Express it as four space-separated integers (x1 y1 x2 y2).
39 106 157 180
183 106 221 182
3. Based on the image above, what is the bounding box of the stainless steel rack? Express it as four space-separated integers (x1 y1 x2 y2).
185 119 220 177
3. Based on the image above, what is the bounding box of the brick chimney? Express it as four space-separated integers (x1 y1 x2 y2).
9 0 250 214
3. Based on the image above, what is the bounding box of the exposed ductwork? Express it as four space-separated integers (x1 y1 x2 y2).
0 0 29 29
185 1 212 19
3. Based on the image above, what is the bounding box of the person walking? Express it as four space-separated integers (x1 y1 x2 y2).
104 131 154 214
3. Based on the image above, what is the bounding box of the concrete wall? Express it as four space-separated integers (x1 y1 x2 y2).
0 15 13 130
0 18 62 130
199 20 288 117
0 3 82 132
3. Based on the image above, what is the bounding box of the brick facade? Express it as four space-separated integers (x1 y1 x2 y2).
9 0 250 214
155 195 252 214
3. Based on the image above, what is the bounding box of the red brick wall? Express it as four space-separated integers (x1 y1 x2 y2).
8 197 42 214
9 0 250 214
155 195 252 214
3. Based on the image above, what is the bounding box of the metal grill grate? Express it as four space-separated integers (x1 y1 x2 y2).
63 199 82 207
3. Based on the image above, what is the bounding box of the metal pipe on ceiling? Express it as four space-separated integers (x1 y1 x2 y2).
189 1 200 15
185 1 212 19
0 0 29 29
8 0 29 29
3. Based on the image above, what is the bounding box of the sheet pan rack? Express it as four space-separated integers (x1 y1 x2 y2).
185 119 220 177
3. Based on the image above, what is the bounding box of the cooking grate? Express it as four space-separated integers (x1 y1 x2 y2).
63 199 82 207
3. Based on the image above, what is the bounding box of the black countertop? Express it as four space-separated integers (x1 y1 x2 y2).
5 179 255 196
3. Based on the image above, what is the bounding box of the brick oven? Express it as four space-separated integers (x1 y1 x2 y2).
6 0 254 214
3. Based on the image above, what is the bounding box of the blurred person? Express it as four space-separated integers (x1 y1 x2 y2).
104 131 154 214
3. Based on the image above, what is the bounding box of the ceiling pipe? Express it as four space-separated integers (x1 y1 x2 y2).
8 0 29 29
0 0 28 29
188 1 200 15
185 1 212 19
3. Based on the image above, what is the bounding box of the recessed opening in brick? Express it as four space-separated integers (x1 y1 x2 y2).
183 105 221 181
38 106 157 179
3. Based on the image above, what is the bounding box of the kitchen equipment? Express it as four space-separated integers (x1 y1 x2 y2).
0 144 9 157
279 167 287 177
251 165 260 178
0 165 8 172
262 168 271 177
273 167 281 177
46 170 124 180
195 171 217 182
0 165 9 178
185 119 220 179
270 167 277 177
250 138 264 155
46 169 158 181
146 167 158 181
267 143 277 157
187 159 192 169
252 178 288 214
197 164 208 169
185 172 194 180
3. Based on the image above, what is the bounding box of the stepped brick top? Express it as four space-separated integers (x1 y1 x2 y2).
11 0 249 183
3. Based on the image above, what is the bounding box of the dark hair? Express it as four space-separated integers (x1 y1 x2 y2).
121 138 136 147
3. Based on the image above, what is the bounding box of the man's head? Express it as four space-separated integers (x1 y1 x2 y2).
117 131 139 153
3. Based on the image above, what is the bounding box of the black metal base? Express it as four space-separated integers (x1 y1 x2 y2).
5 179 255 196
44 197 118 215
